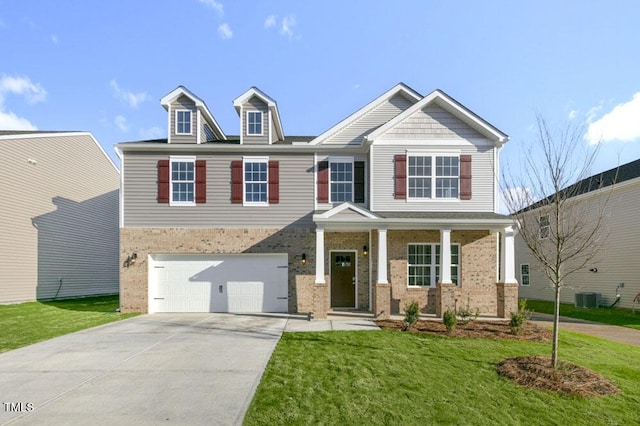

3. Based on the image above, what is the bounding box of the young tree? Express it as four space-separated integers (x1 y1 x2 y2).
501 115 613 368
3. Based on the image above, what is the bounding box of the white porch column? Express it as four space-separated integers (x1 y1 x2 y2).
315 227 325 284
439 229 452 284
377 228 388 284
501 226 518 284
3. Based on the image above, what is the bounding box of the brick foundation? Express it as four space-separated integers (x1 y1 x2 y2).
373 283 391 319
497 282 519 318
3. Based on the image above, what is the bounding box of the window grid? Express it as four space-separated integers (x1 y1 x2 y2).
408 243 459 287
539 215 550 239
408 155 460 199
247 111 262 135
408 156 432 198
330 161 353 202
176 110 191 135
520 264 530 286
171 160 195 203
244 161 268 203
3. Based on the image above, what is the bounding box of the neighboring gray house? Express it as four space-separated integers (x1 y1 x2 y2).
118 84 518 318
0 131 120 303
516 159 640 310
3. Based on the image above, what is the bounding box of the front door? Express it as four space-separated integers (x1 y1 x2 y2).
331 251 356 307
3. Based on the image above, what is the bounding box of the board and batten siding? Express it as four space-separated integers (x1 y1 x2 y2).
242 97 269 144
370 142 496 212
516 178 640 310
122 151 315 228
321 93 416 146
0 134 120 303
170 95 198 144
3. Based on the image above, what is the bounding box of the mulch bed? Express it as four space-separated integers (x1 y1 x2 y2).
375 319 620 397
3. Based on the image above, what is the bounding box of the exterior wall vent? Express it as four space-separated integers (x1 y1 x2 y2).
575 292 601 309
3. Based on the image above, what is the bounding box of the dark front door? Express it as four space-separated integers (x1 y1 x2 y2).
331 252 356 307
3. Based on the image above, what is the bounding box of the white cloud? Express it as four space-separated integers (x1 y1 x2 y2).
51 34 59 44
264 15 277 29
568 109 577 120
217 23 233 39
585 92 640 145
198 0 224 16
109 79 149 108
281 15 296 39
139 126 164 140
0 110 37 130
114 115 129 132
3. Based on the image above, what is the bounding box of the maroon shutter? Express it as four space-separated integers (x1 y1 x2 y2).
231 160 243 203
268 161 279 204
157 160 170 203
317 161 329 203
460 155 472 200
394 154 406 199
195 160 206 204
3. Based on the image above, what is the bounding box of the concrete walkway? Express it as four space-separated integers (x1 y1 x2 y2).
531 312 640 347
284 314 380 332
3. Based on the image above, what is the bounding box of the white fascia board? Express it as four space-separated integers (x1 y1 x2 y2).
313 216 515 232
309 83 423 146
233 87 277 108
314 201 380 220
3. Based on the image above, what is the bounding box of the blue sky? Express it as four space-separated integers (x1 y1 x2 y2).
2 0 640 183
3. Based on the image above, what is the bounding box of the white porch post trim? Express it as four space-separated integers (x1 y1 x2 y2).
377 228 388 284
315 227 325 284
501 226 518 284
440 229 452 284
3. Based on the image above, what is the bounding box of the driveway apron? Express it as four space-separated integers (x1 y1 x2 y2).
0 313 287 426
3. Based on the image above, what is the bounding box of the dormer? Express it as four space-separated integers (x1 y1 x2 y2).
161 86 226 144
233 87 284 144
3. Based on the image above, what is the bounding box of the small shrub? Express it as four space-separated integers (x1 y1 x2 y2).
403 301 420 331
443 309 457 332
510 299 531 335
457 306 473 324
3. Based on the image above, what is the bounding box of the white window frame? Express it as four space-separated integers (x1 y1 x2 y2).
407 243 460 288
329 156 354 203
175 110 192 135
246 111 263 136
169 156 196 206
243 156 269 206
539 214 550 239
520 264 530 286
407 153 460 201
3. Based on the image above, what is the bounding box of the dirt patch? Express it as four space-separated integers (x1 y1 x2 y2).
376 319 619 397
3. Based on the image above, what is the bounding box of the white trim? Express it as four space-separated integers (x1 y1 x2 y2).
329 249 358 309
377 229 388 284
313 202 380 220
167 104 172 144
501 226 518 284
169 155 197 206
239 105 243 145
268 109 272 144
196 110 202 144
246 110 264 136
242 156 269 206
369 145 375 211
175 109 193 135
329 156 354 203
315 227 325 284
115 146 124 228
313 152 318 211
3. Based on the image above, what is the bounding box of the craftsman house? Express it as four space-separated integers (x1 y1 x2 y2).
117 83 517 318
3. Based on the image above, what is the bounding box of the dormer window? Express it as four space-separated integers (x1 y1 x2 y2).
176 110 192 135
247 111 263 135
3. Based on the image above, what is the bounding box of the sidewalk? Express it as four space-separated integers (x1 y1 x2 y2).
531 312 640 347
284 312 380 332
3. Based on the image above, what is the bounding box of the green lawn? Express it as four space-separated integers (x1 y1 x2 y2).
245 330 640 425
525 299 640 330
0 295 139 353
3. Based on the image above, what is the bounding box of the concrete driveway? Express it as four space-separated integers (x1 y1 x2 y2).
0 313 287 426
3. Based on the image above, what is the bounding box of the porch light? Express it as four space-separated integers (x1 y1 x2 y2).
363 245 368 257
301 253 307 265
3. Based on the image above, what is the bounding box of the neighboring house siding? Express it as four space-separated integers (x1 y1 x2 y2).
516 179 640 310
242 97 269 144
322 93 415 146
0 134 120 303
170 95 197 144
122 152 314 228
378 105 484 140
370 142 496 212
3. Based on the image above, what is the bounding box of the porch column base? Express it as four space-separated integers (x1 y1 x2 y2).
313 282 329 320
497 282 519 318
436 283 457 318
373 283 391 319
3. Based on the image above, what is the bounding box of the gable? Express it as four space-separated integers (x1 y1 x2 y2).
378 104 484 140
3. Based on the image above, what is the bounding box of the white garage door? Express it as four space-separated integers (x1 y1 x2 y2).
148 254 288 313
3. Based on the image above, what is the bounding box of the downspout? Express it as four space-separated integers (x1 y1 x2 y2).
115 146 124 229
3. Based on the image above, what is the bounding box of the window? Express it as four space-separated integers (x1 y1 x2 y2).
170 158 195 204
408 155 459 199
244 158 268 204
247 111 263 135
408 243 459 287
539 215 550 239
330 160 353 202
203 123 216 142
520 264 530 286
176 110 192 135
